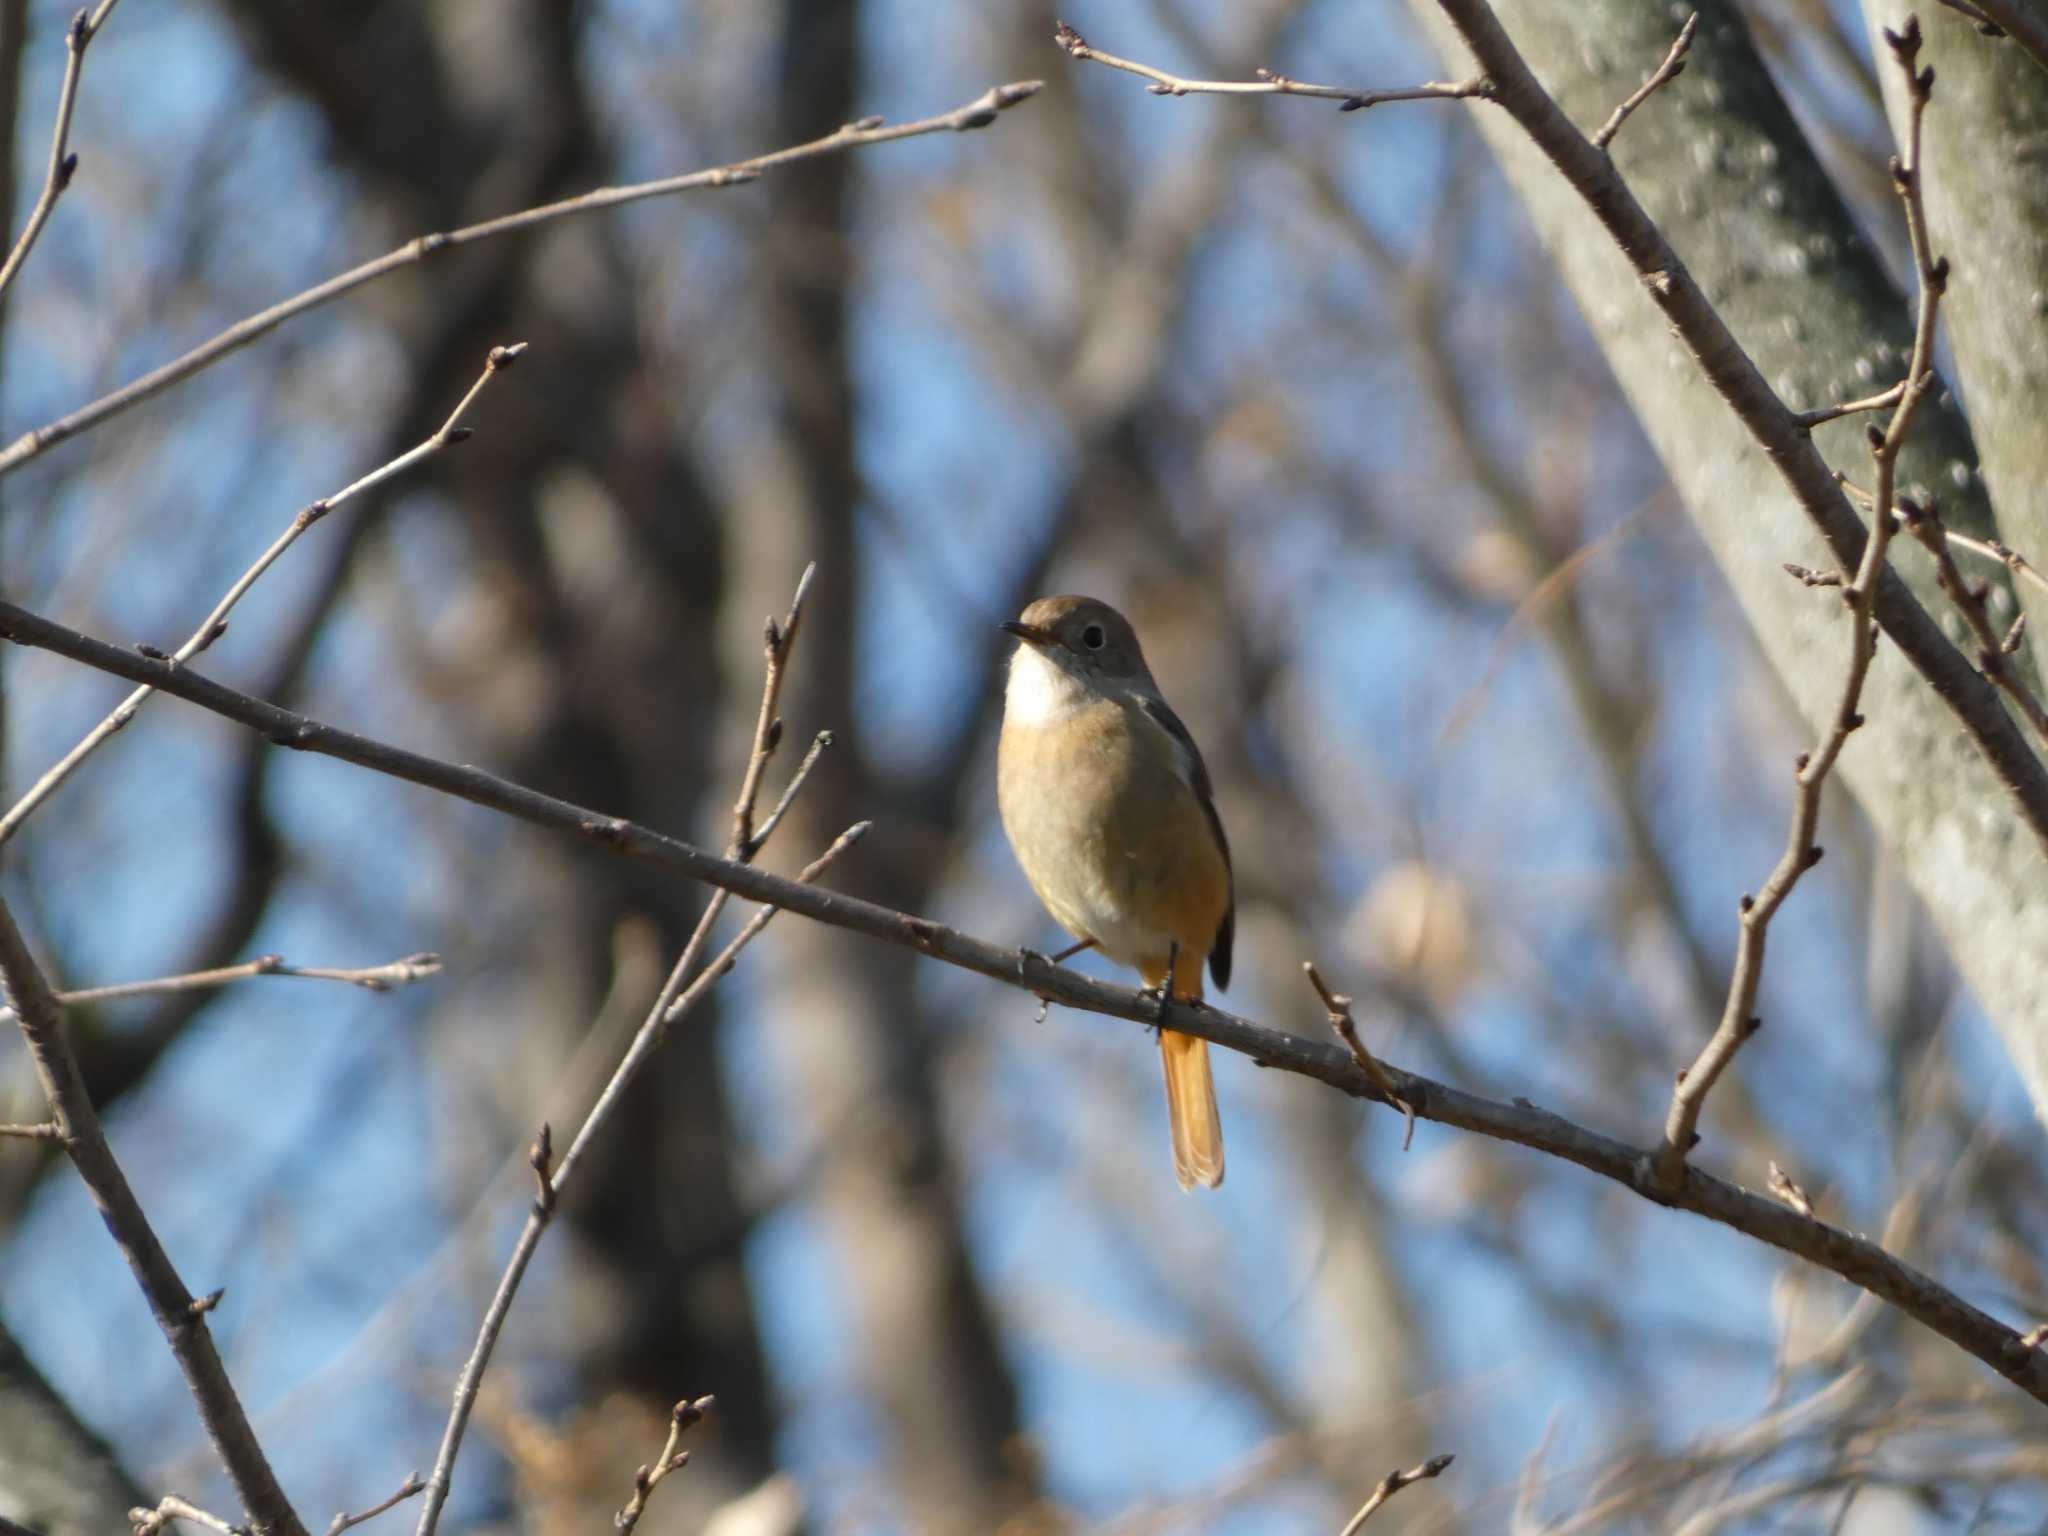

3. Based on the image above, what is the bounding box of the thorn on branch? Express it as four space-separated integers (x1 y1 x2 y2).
189 1287 225 1317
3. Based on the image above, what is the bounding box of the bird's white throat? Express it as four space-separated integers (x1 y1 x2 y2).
1004 645 1090 726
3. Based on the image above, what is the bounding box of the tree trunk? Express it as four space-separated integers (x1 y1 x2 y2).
1405 0 2048 1121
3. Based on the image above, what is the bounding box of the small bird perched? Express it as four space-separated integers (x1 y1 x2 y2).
996 595 1233 1190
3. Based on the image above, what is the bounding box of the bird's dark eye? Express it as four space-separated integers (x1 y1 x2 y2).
1081 623 1106 651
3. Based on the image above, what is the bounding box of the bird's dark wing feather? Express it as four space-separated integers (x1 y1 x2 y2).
1138 695 1235 991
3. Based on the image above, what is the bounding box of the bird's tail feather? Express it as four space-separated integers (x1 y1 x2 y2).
1144 951 1225 1191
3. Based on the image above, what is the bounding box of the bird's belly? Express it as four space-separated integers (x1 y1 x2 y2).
999 715 1227 971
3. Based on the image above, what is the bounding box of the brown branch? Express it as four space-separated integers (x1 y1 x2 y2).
1337 1453 1455 1534
0 82 1040 479
411 567 839 1536
1417 0 2048 849
0 1120 60 1139
1654 19 1949 1187
1590 10 1697 150
1793 381 1908 431
0 897 305 1536
0 0 120 305
410 824 864 1536
8 607 2047 1406
1054 19 1493 111
20 950 441 1010
0 343 521 844
131 1497 243 1536
1952 0 2048 77
324 1474 424 1536
614 1395 714 1536
1899 495 2048 743
1303 962 1417 1151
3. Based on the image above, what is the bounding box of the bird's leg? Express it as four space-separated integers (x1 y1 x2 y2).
1142 942 1181 1032
1019 937 1097 1024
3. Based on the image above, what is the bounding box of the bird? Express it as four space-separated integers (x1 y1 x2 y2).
996 595 1233 1190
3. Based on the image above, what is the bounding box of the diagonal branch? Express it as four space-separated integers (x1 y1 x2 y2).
0 82 1040 479
0 0 120 305
1590 10 1697 150
1654 17 1950 1185
0 895 305 1536
5 601 2047 1406
0 342 522 844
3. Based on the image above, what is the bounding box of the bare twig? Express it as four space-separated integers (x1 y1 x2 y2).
1898 495 2048 743
1054 19 1492 111
0 344 521 844
0 83 1039 479
1303 962 1417 1151
0 1120 61 1140
614 1396 715 1536
11 605 2048 1406
131 1498 244 1536
0 0 121 306
1943 532 2048 598
324 1477 424 1536
12 951 441 1012
1337 1453 1455 1534
0 897 305 1536
410 823 865 1536
1590 10 1697 150
1793 380 1908 431
1654 19 1948 1187
412 567 838 1536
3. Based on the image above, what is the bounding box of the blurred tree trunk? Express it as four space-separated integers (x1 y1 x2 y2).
718 4 1035 1525
1406 0 2048 1121
0 1316 142 1536
1861 1 2048 669
211 0 774 1514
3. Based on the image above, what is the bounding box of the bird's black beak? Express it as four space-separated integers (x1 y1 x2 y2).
1002 620 1055 646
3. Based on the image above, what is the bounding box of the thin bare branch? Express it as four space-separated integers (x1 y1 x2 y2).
23 951 441 1010
1337 1453 1455 1534
131 1498 243 1536
614 1396 714 1536
10 603 2048 1405
0 0 121 305
1655 19 1949 1185
324 1474 424 1536
1899 495 2048 743
0 895 304 1536
1054 19 1492 111
412 566 838 1536
1793 380 1908 431
0 1120 61 1140
1591 10 1697 150
0 343 521 844
1303 961 1417 1151
0 84 1040 479
410 823 865 1536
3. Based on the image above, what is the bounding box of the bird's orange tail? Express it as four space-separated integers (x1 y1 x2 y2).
1144 950 1225 1190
